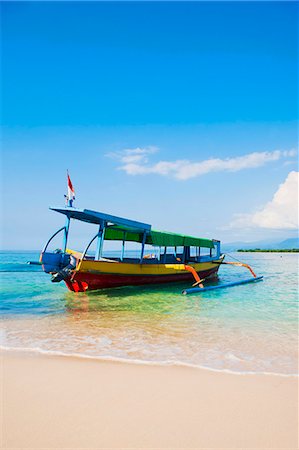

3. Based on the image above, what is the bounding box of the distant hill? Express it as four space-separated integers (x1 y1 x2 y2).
277 238 299 249
222 237 299 252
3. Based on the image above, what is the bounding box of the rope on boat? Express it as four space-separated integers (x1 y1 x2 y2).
224 252 248 264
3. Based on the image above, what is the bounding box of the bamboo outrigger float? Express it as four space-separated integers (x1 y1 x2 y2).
39 176 262 293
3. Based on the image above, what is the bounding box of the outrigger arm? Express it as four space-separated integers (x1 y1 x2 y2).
181 258 262 295
184 265 206 288
213 260 257 278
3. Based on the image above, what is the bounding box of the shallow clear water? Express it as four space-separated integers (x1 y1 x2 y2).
0 251 298 375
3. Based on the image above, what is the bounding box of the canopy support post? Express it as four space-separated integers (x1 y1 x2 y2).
163 247 167 263
213 240 221 259
121 232 126 261
140 231 147 263
62 217 70 253
95 221 105 260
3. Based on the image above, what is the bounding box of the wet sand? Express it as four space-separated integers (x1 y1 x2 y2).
1 349 298 449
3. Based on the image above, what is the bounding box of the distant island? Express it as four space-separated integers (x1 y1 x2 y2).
237 249 299 253
222 238 299 252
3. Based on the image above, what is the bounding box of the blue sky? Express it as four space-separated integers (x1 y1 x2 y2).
1 1 298 250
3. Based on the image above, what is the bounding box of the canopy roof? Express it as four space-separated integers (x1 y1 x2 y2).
51 206 214 249
50 207 151 231
104 227 214 249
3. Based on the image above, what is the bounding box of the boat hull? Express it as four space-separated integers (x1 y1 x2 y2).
64 261 221 292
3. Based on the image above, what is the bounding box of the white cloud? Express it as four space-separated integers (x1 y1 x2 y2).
106 146 157 165
110 147 297 180
230 171 299 230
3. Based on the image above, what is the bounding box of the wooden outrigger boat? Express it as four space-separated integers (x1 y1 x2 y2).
40 206 224 292
39 176 262 293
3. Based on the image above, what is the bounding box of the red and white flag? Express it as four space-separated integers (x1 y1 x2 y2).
67 172 75 202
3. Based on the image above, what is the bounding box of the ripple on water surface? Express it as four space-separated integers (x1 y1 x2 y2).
0 251 298 375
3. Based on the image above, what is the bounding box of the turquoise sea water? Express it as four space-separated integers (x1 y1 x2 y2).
0 251 298 375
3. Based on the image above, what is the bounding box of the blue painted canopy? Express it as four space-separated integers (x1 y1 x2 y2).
50 207 151 231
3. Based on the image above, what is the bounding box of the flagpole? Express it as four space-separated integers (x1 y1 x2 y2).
67 169 73 207
63 170 72 252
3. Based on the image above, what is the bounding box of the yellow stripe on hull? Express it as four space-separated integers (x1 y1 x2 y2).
76 258 223 276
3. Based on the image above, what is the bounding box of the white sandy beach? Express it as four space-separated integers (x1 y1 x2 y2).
1 349 298 449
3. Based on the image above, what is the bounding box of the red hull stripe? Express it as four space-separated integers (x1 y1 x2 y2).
64 266 219 292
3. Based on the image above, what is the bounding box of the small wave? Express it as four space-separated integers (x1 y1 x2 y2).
1 345 298 378
0 270 42 273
